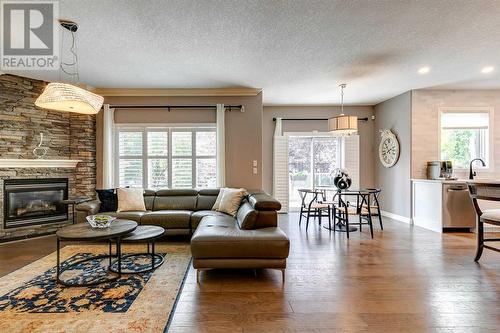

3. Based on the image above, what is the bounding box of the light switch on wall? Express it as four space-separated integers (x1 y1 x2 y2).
252 160 258 175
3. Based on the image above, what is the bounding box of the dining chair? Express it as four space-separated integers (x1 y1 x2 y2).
331 191 374 239
467 182 500 261
362 188 383 230
298 189 331 231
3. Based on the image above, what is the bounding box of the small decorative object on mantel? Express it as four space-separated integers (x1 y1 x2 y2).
379 129 400 168
333 168 352 190
32 133 48 159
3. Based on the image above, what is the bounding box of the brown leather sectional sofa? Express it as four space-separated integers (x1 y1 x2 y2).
75 189 290 281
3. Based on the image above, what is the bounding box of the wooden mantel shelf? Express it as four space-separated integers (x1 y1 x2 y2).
0 159 81 168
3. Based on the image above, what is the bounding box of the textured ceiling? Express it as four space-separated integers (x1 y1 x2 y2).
7 0 500 105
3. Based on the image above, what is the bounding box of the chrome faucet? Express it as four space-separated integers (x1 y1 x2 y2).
469 158 486 180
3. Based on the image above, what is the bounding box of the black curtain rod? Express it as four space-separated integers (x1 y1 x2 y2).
107 104 243 111
272 117 369 121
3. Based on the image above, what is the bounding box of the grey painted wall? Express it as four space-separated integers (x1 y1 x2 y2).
374 92 412 218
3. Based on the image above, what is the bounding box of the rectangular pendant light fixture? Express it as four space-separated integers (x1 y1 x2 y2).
328 83 358 135
328 114 358 135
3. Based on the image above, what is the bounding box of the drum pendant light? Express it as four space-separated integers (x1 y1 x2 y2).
35 20 103 114
328 84 358 135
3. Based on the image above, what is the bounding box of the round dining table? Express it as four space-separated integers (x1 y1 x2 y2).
315 187 375 233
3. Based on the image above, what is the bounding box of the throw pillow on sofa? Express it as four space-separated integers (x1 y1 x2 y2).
96 189 118 213
212 188 226 210
117 188 146 212
217 188 247 217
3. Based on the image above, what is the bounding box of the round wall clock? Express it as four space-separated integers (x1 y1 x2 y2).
379 129 400 168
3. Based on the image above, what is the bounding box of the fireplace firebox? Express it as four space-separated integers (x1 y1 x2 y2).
3 178 68 229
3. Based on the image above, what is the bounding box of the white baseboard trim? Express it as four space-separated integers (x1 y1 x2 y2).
380 210 412 224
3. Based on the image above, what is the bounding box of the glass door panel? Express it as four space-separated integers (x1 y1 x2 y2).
313 137 339 188
288 135 341 210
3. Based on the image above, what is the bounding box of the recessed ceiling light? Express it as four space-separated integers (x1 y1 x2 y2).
418 66 430 74
481 66 494 74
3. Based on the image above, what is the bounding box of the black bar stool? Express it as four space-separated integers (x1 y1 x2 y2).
467 182 500 261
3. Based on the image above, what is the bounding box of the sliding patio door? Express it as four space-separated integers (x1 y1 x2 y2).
288 134 342 210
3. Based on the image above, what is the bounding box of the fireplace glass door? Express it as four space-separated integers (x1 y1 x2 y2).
4 179 68 228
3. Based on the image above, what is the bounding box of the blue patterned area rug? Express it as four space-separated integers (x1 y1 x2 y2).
0 244 191 332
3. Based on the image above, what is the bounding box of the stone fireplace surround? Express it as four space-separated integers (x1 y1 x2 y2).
0 74 96 241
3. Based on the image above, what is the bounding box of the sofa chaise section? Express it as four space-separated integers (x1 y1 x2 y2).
191 192 289 281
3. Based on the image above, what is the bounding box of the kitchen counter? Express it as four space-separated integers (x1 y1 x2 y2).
466 179 500 184
411 178 467 184
411 179 475 233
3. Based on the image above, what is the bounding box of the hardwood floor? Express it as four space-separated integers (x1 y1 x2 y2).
170 214 499 333
0 235 57 277
0 214 498 332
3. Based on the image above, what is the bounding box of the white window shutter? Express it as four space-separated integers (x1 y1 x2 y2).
273 135 289 213
343 135 360 189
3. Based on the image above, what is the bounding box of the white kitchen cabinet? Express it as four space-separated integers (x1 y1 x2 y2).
412 180 443 233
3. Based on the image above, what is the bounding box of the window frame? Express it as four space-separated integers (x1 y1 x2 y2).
438 107 494 171
115 124 217 189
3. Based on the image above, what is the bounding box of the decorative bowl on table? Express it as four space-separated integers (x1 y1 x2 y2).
86 215 116 228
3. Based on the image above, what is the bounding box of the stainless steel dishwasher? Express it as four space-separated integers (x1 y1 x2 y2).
442 182 476 230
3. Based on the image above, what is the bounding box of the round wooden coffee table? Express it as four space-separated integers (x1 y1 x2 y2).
55 219 137 287
109 225 165 274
